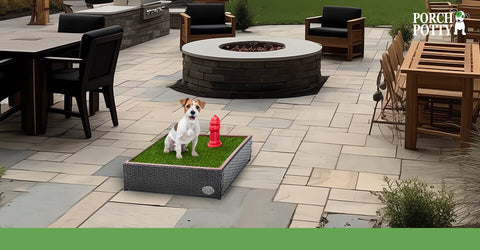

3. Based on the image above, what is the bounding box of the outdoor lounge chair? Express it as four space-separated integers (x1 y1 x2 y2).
44 26 123 139
0 58 21 122
305 6 365 61
180 3 235 48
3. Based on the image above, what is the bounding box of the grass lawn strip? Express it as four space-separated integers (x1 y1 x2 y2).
227 0 455 26
132 135 246 168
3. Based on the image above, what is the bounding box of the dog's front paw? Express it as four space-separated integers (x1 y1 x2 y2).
176 153 183 159
192 151 199 157
164 149 169 154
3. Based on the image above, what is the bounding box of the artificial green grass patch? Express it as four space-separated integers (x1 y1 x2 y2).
131 135 246 168
226 0 455 26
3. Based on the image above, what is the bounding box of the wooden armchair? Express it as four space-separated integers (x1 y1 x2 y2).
425 0 457 41
458 18 480 42
180 3 235 49
305 6 365 61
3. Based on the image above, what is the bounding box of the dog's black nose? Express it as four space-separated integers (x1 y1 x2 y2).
190 110 195 116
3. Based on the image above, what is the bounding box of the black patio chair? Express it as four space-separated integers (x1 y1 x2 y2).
0 58 21 122
55 13 106 116
44 25 123 139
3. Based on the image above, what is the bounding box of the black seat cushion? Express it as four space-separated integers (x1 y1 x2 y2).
309 27 348 38
322 6 361 28
0 59 21 100
47 68 81 93
48 68 80 90
190 24 232 35
58 14 105 33
186 4 226 25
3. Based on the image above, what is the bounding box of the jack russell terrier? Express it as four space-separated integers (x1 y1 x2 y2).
164 98 206 159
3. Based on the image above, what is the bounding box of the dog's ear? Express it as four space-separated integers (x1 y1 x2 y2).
451 9 458 13
197 100 206 109
466 13 470 18
180 98 189 106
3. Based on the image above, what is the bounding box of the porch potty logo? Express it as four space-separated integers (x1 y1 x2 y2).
413 10 469 37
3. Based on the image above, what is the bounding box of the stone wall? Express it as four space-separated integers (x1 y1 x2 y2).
182 54 322 98
103 7 170 49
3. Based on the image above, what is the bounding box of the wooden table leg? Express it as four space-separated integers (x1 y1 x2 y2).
20 57 48 135
405 73 418 150
460 78 474 147
35 58 48 134
20 58 36 134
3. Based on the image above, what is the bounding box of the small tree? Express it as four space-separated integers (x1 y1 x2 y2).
232 0 253 32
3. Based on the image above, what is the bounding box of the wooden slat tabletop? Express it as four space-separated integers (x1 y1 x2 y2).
401 42 480 77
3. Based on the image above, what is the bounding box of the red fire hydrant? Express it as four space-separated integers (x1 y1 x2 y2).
208 115 222 148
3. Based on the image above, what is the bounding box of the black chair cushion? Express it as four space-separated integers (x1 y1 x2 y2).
309 27 348 38
0 59 21 100
322 6 361 28
186 4 226 25
190 24 232 35
47 68 82 93
58 14 105 33
49 68 80 82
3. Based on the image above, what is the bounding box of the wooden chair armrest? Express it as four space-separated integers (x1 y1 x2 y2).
225 13 235 23
306 16 322 34
180 12 191 36
306 16 323 24
347 17 366 30
180 12 191 21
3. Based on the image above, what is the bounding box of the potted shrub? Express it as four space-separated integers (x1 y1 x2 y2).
389 20 414 50
373 177 456 228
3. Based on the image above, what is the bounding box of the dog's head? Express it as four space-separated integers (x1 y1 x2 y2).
452 9 469 22
180 98 206 122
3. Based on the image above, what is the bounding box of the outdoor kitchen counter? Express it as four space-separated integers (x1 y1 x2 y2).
78 1 171 49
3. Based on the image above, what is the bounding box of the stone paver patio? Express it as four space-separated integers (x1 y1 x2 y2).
0 14 463 228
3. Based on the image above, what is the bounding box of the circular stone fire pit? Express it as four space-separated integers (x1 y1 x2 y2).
180 37 323 98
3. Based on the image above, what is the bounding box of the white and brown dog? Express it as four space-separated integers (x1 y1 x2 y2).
164 98 206 159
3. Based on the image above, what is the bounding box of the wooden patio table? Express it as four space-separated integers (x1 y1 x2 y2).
0 30 81 135
400 41 480 149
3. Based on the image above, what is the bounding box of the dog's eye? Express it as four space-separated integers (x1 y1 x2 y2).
196 105 200 110
186 105 190 108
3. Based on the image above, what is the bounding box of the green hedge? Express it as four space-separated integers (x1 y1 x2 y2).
0 0 63 16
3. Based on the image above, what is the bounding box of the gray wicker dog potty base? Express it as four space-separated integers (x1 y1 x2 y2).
123 135 252 199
